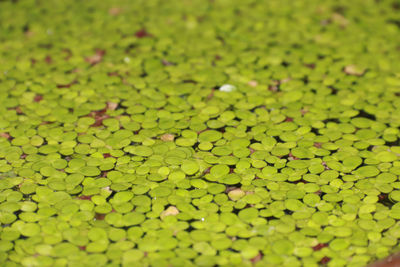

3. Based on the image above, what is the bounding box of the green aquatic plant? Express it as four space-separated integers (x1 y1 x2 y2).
0 0 400 266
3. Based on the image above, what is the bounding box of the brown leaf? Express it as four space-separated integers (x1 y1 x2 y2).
107 102 118 110
108 7 121 16
160 206 179 219
57 81 76 88
331 13 349 27
301 108 308 115
304 63 316 69
15 107 23 114
160 133 175 142
250 253 263 263
368 253 400 267
95 213 105 220
88 108 110 127
78 195 92 200
248 80 258 87
268 85 278 92
24 31 34 38
206 88 215 100
344 65 365 76
314 142 322 148
85 49 106 65
227 188 245 201
108 72 119 77
280 77 292 84
63 49 72 60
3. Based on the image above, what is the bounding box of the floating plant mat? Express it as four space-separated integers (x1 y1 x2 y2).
0 0 400 266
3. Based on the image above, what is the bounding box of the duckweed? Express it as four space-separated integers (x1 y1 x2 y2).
0 0 400 266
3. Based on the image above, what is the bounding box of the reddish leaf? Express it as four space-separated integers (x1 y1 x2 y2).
44 55 52 64
206 89 215 100
322 161 330 170
379 194 388 201
57 81 76 88
313 243 328 251
251 253 263 263
314 142 322 148
85 49 106 65
135 29 152 38
197 128 209 134
320 256 331 265
34 95 43 102
288 152 299 160
285 117 294 122
268 85 279 92
293 179 308 184
88 108 110 127
0 132 11 140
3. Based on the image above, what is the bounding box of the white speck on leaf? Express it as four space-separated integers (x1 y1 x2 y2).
219 84 236 92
